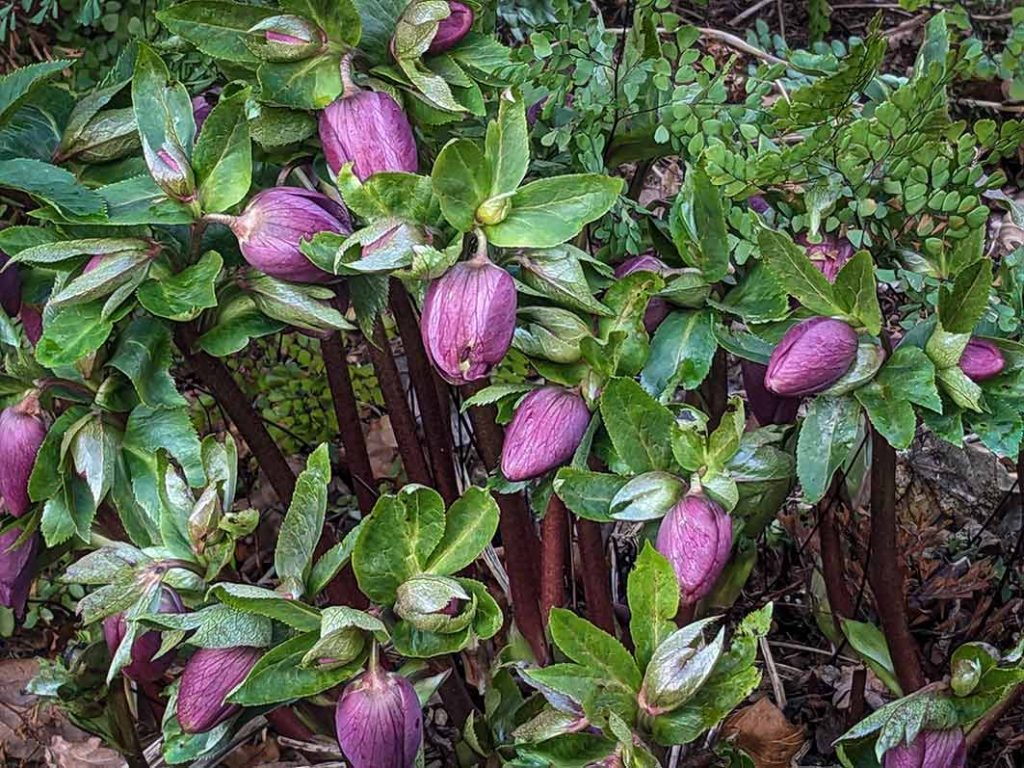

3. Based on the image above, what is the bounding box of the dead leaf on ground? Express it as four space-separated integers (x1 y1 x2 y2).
722 697 805 768
46 735 123 768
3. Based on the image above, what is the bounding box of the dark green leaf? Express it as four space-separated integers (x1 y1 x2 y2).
136 252 222 321
641 310 717 398
431 138 491 232
108 317 186 409
599 378 677 474
796 395 862 503
628 543 679 671
425 487 499 576
192 89 251 213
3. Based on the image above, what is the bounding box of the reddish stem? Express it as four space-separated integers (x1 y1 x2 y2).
320 331 378 514
389 284 461 505
701 347 729 430
819 482 854 634
463 384 548 664
576 519 615 635
868 428 926 692
540 495 570 624
365 321 432 486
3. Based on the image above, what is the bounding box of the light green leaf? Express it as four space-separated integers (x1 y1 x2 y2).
425 487 499 576
275 444 330 598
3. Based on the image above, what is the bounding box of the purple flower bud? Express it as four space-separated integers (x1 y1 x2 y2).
748 195 771 214
656 493 732 605
335 666 423 768
526 96 549 126
0 394 47 518
0 252 22 317
319 90 417 181
178 646 261 733
884 729 966 768
795 233 854 284
192 87 221 132
103 587 184 682
420 256 517 384
614 255 670 332
144 141 195 203
427 2 474 54
230 187 351 283
741 360 800 425
959 337 1004 382
501 386 590 482
764 317 858 397
19 306 41 345
0 525 38 619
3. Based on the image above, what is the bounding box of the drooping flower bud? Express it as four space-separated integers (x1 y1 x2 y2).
143 140 196 203
335 661 423 768
319 87 417 181
796 233 854 283
656 493 732 605
192 88 221 132
500 386 590 482
420 256 517 384
0 525 38 618
19 306 42 345
103 587 184 682
177 646 261 733
747 195 771 214
427 2 474 54
764 317 858 397
958 337 1004 382
883 729 967 768
0 252 21 316
741 360 800 425
614 255 670 332
0 393 47 518
229 187 350 283
638 618 724 716
394 574 475 634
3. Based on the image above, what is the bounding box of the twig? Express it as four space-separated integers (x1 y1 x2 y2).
696 27 788 66
759 636 787 708
729 0 775 26
868 427 926 693
956 99 1024 114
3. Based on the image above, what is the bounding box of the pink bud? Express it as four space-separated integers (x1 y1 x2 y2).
741 360 799 425
748 195 771 214
231 187 351 283
103 587 184 682
427 2 474 54
795 233 854 284
764 317 858 397
335 666 422 768
501 387 591 482
656 493 732 605
319 91 417 181
614 255 670 332
0 394 47 518
959 337 1004 382
420 257 517 384
178 646 261 733
0 525 38 619
884 729 966 768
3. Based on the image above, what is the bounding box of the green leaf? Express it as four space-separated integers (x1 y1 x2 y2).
485 175 623 248
712 263 788 323
132 43 195 164
668 164 730 282
0 159 105 219
855 346 939 450
29 406 89 503
841 619 902 696
352 485 446 604
257 54 343 110
308 521 364 597
610 472 685 522
431 138 491 232
281 0 361 46
553 468 625 523
36 175 195 226
833 251 882 335
759 228 843 317
485 90 529 198
0 60 73 126
192 89 251 213
938 258 993 334
137 252 222 321
144 604 273 648
424 487 499 576
196 294 285 356
208 583 322 632
548 608 641 692
599 378 677 474
123 405 206 488
35 301 114 368
275 444 330 598
156 1 278 65
352 0 408 60
108 317 186 409
70 416 117 508
628 543 679 671
936 365 983 412
796 395 862 503
247 274 353 333
519 245 613 317
641 310 717 398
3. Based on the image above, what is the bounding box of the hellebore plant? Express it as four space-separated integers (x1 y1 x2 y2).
177 646 262 733
501 385 591 481
764 317 859 397
0 392 47 518
655 492 733 605
0 524 38 618
958 337 1005 381
103 587 184 682
883 729 967 768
